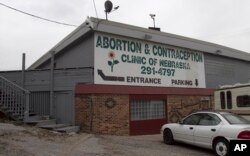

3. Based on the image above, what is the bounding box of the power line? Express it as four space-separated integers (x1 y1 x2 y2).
92 0 99 18
0 2 78 27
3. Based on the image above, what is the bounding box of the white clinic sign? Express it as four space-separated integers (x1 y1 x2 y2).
94 33 206 88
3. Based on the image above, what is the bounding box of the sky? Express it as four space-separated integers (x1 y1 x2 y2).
0 0 250 70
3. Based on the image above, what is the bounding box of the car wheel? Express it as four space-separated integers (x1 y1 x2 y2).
163 128 174 145
213 138 229 156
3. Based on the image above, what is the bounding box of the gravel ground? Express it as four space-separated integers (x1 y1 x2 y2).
0 121 214 156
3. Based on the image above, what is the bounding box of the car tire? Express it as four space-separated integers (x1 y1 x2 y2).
213 138 229 156
163 128 174 145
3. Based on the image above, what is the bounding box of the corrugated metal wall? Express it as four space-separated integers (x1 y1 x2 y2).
38 35 94 69
204 53 250 89
0 68 93 91
0 68 93 124
30 91 50 116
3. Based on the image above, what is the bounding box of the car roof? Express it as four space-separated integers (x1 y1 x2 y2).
192 110 231 115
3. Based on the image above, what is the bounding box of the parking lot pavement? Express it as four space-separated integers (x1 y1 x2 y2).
0 122 214 156
97 134 214 156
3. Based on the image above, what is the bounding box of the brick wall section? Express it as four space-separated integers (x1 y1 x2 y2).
167 95 214 123
75 94 129 135
75 94 92 132
75 93 214 135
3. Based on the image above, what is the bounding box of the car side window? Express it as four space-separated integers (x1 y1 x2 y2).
183 114 201 125
198 113 221 126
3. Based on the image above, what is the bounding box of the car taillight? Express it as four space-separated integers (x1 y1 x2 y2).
237 130 250 139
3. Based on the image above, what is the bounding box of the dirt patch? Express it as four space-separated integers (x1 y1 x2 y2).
0 139 33 156
0 120 213 156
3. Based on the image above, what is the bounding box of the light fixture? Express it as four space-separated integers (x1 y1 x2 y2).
149 14 156 28
104 0 119 20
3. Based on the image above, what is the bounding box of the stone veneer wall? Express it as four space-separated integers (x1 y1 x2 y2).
167 95 214 123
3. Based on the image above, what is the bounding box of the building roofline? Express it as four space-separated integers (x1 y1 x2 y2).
28 17 250 69
89 17 250 61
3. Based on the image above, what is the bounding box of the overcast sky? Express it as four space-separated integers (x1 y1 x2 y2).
1 0 250 70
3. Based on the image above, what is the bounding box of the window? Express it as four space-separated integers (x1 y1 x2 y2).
221 113 250 124
220 92 225 109
226 91 232 109
198 113 221 126
183 114 201 125
183 113 221 125
130 100 165 121
237 95 250 107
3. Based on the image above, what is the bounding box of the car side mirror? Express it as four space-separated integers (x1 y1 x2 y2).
179 119 184 124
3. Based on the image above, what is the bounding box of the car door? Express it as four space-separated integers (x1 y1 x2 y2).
193 113 222 148
173 114 201 144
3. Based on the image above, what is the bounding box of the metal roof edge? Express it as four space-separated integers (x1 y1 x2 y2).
29 17 250 69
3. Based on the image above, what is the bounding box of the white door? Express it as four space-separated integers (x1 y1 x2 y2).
174 114 201 144
174 124 195 144
193 113 222 148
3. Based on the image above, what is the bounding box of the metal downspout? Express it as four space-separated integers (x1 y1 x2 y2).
50 51 55 118
22 53 29 122
22 53 25 88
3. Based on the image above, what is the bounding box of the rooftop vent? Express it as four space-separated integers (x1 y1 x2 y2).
148 27 161 31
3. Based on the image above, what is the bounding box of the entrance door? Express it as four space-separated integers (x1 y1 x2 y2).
130 97 167 135
54 91 73 124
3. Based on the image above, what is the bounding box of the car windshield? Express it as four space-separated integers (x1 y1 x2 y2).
221 113 250 124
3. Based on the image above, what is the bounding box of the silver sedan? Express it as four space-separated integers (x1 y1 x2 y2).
161 111 250 156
